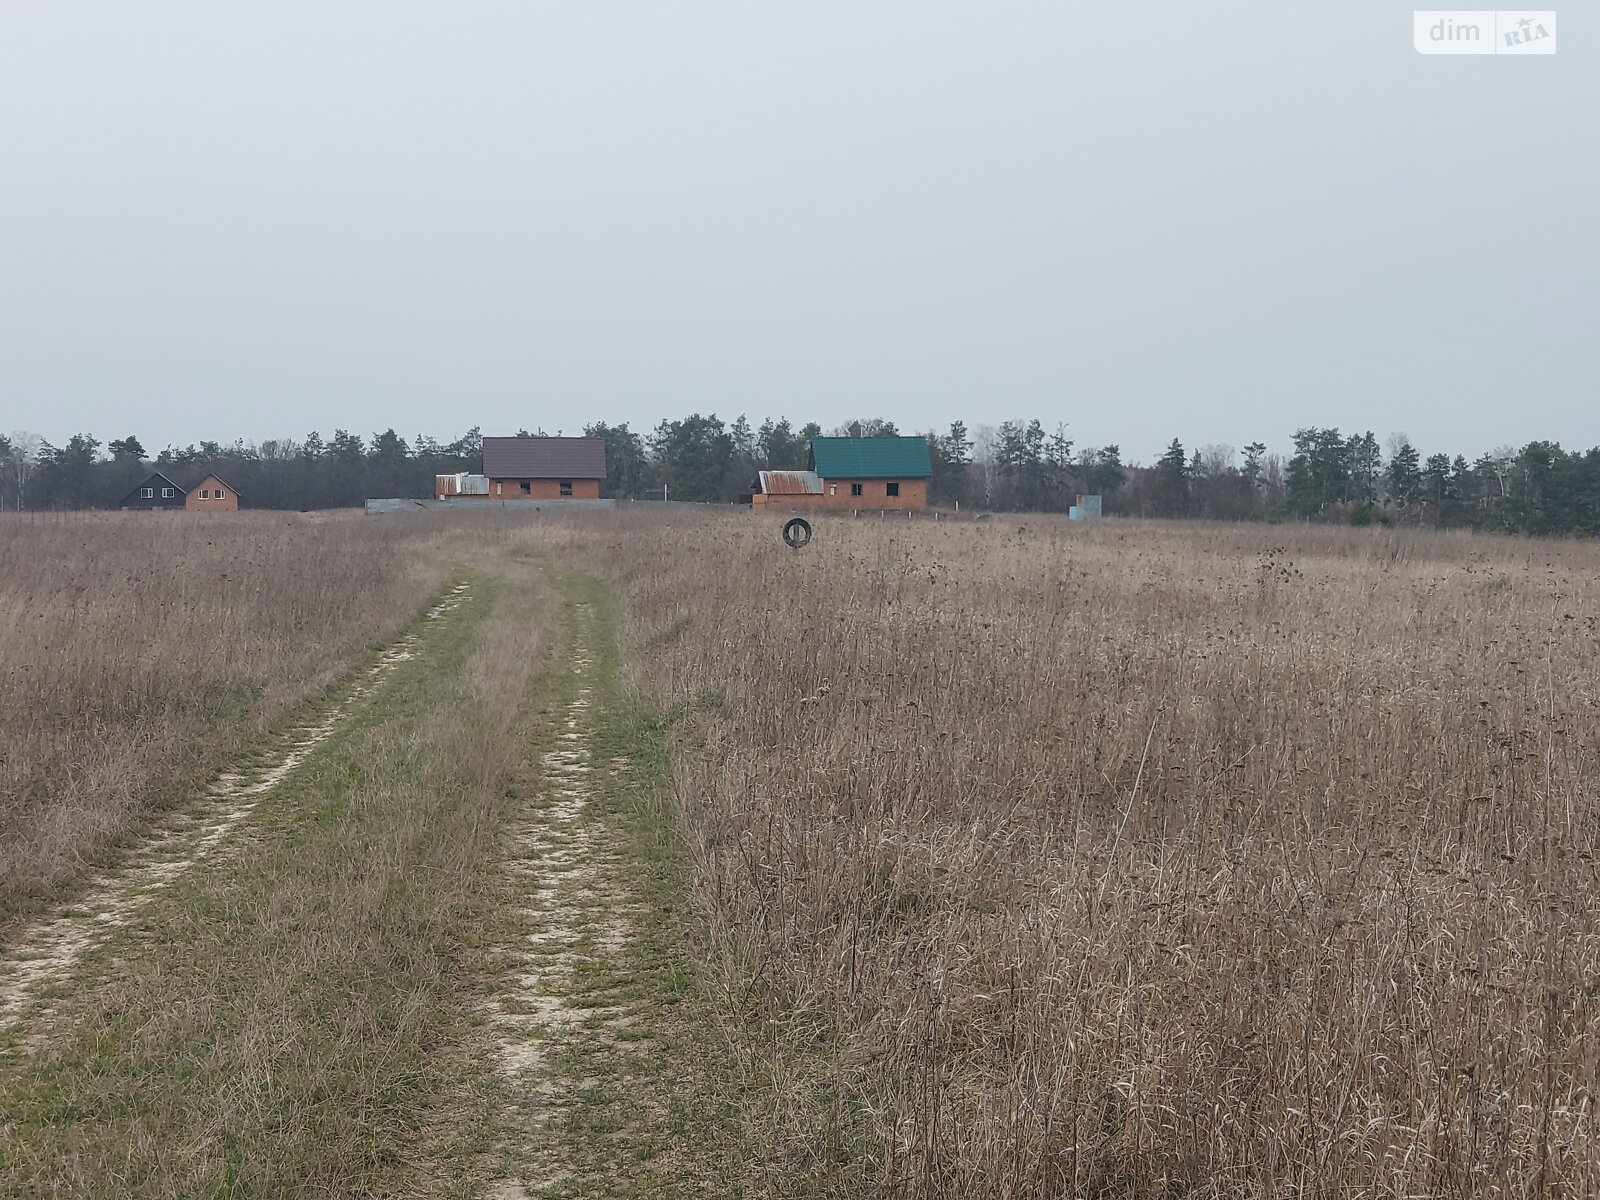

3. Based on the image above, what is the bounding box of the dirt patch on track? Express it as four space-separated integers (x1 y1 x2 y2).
0 583 471 1043
488 604 651 1198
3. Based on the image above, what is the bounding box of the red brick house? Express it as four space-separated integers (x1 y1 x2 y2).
185 473 239 512
752 436 932 511
471 436 607 500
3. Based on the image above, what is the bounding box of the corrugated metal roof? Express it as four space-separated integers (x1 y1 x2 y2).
482 436 606 480
758 470 823 495
809 436 933 480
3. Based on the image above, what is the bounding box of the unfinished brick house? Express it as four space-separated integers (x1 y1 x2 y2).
752 435 932 511
451 436 608 500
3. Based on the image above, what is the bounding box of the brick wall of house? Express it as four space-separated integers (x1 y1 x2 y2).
753 478 927 511
185 479 239 512
484 478 604 500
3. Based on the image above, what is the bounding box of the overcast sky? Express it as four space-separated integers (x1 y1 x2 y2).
2 3 1593 464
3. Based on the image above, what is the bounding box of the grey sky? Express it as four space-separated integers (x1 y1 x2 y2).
2 3 1593 464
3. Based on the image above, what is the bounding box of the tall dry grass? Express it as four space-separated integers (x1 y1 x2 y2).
0 548 558 1197
0 511 445 922
10 503 1600 1195
532 510 1600 1197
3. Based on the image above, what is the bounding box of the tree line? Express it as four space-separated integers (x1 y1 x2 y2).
3 418 1597 536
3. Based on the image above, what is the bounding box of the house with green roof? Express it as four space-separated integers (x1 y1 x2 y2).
753 434 933 511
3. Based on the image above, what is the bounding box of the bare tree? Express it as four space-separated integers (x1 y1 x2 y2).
970 424 998 510
1197 444 1235 479
828 417 899 438
3 431 40 511
1262 453 1286 503
1486 444 1516 499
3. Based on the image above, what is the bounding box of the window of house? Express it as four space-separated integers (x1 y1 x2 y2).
559 480 573 497
829 484 837 495
215 487 225 498
496 483 502 496
520 480 532 494
199 489 209 498
887 481 900 497
850 483 863 497
141 487 154 498
161 487 173 498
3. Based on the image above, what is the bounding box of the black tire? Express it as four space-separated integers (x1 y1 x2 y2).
782 517 813 549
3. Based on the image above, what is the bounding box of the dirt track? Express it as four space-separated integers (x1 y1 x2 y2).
488 600 654 1197
0 583 471 1044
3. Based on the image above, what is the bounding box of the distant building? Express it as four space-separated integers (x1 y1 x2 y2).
752 436 933 511
119 470 240 512
185 473 239 512
435 472 490 499
441 436 607 500
119 471 187 511
754 470 825 503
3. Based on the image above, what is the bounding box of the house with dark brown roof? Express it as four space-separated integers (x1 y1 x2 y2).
473 436 607 500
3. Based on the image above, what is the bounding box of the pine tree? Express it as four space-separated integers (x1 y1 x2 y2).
1387 440 1422 507
107 436 146 463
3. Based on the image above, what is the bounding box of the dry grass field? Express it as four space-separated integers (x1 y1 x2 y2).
4 507 1600 1198
0 512 446 925
527 511 1600 1198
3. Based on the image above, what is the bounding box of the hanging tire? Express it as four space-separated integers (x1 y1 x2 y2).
783 517 813 549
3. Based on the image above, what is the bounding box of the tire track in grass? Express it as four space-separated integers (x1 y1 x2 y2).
488 599 652 1198
0 581 473 1043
